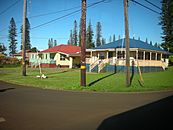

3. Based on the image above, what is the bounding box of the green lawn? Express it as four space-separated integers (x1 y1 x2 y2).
0 67 173 92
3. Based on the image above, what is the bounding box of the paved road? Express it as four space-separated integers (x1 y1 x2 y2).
0 81 173 130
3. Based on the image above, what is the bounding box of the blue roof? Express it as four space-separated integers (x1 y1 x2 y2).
95 38 170 54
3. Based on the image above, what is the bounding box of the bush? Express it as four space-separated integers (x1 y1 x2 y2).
0 56 21 68
169 55 173 66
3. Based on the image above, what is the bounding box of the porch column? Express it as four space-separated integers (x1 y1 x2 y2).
69 57 73 68
97 52 100 59
136 50 138 60
106 51 109 59
143 51 145 60
116 50 118 58
150 52 152 60
155 53 157 60
90 51 92 58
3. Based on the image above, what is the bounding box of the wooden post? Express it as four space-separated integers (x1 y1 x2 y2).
124 0 130 86
80 0 86 86
22 0 27 76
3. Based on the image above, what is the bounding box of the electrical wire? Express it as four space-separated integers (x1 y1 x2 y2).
0 0 109 32
31 0 108 30
0 0 21 16
130 0 161 15
144 0 161 10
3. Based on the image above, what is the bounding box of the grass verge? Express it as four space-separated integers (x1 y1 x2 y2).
0 67 173 92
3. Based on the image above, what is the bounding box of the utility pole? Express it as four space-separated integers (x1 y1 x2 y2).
80 0 86 86
22 0 27 76
124 0 130 86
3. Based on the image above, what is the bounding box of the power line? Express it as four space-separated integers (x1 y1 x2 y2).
0 0 21 16
144 0 161 11
28 0 108 19
30 36 68 39
0 0 109 32
31 0 108 30
31 9 80 30
130 0 161 15
29 5 81 19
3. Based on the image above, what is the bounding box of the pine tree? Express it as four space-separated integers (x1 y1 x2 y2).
50 38 53 48
8 17 17 56
86 21 95 49
21 18 31 50
118 35 121 40
145 38 148 43
138 37 140 41
31 47 38 52
150 41 153 45
113 34 116 42
67 40 70 45
73 20 78 46
48 39 51 48
109 36 112 43
154 42 158 47
69 30 73 45
96 22 102 47
160 0 173 52
101 38 106 45
54 40 57 46
0 43 7 55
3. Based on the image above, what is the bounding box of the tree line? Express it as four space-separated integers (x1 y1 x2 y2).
67 20 108 49
1 0 172 55
0 17 32 56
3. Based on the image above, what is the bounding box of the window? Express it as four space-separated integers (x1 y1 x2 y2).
50 53 56 59
60 54 65 61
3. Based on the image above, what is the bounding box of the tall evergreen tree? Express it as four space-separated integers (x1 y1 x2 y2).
50 38 53 48
0 43 7 55
54 40 57 46
8 17 17 56
21 18 31 50
118 35 121 40
86 21 95 49
68 30 73 45
138 37 140 41
48 39 51 48
160 0 173 52
109 35 112 43
96 22 102 47
145 38 148 43
150 41 153 45
101 38 106 45
73 20 78 46
113 34 116 42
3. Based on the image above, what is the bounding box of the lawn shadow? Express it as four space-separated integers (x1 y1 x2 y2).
0 88 15 93
97 95 173 130
88 73 115 86
32 69 77 77
130 60 135 85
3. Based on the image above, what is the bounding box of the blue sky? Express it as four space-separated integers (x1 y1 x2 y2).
0 0 162 52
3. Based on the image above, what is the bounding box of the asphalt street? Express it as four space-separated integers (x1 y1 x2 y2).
0 81 173 130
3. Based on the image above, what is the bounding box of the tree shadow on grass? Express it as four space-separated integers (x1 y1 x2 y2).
88 73 116 86
97 95 173 130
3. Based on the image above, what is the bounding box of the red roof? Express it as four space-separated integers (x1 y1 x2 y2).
41 44 81 54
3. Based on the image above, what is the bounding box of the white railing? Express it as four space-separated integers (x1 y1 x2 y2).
98 59 110 73
90 58 100 72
